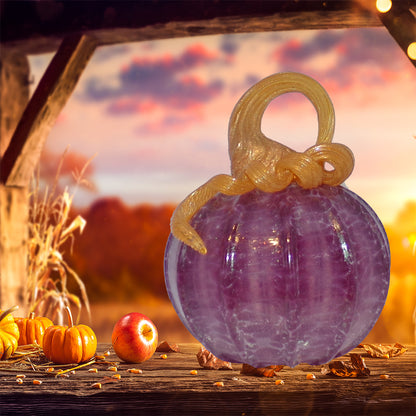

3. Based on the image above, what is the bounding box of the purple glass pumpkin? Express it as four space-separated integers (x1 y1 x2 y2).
164 184 390 367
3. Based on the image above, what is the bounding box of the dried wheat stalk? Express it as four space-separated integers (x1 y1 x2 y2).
27 150 94 324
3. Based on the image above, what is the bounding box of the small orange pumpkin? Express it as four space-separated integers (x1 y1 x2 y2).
43 307 97 364
0 306 20 360
15 312 53 347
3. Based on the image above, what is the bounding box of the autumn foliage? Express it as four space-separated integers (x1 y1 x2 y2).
377 201 416 344
67 198 175 302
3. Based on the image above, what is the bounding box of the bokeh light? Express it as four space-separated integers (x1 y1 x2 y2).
376 0 392 13
407 42 416 60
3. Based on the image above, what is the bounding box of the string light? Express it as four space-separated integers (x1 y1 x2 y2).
376 0 392 13
407 42 416 60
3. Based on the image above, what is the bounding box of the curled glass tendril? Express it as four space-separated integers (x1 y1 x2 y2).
170 72 355 255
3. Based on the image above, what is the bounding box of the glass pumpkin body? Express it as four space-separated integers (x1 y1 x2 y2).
164 184 390 367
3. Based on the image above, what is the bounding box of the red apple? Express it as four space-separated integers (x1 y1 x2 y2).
111 313 158 363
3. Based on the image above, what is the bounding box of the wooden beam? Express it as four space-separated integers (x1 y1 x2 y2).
0 33 97 187
1 1 381 55
0 51 29 158
0 186 28 310
0 51 30 311
91 8 381 47
378 2 416 68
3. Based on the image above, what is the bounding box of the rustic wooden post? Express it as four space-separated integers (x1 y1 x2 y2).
0 34 96 312
1 34 97 186
0 51 30 158
0 50 30 311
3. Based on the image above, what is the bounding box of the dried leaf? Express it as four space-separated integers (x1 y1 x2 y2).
61 215 87 240
240 363 284 377
196 346 233 370
324 353 370 378
357 343 407 358
156 341 180 353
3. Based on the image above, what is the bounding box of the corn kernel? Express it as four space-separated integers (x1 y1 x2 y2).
380 374 390 379
107 366 117 372
160 354 168 359
91 382 102 389
95 355 106 360
104 350 111 356
189 369 198 375
16 378 24 385
112 374 121 380
33 379 42 385
127 368 143 374
275 379 284 385
382 354 390 359
16 374 26 379
46 367 54 373
214 381 224 387
88 368 98 373
306 373 316 380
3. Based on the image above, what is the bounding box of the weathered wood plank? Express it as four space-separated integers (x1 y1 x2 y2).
1 1 381 55
0 51 30 312
378 1 416 67
0 343 414 415
0 51 30 159
0 33 97 187
90 8 382 48
0 186 28 311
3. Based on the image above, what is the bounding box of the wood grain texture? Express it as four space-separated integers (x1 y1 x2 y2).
1 1 381 55
0 33 97 187
0 343 414 415
378 1 416 68
0 185 28 312
0 51 30 159
0 51 29 314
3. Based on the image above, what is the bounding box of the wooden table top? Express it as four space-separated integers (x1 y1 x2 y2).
0 343 415 415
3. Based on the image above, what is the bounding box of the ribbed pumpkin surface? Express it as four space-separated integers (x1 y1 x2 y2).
164 184 390 367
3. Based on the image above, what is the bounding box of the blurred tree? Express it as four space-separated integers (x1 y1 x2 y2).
67 197 175 302
386 201 416 277
373 201 416 343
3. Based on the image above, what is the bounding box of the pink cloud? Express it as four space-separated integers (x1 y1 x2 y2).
108 97 158 115
271 28 408 97
85 42 224 123
136 111 203 136
54 112 67 124
180 43 218 65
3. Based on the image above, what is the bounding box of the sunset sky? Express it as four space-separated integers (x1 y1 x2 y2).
29 26 416 225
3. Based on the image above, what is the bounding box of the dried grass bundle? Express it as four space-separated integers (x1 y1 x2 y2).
28 150 94 325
